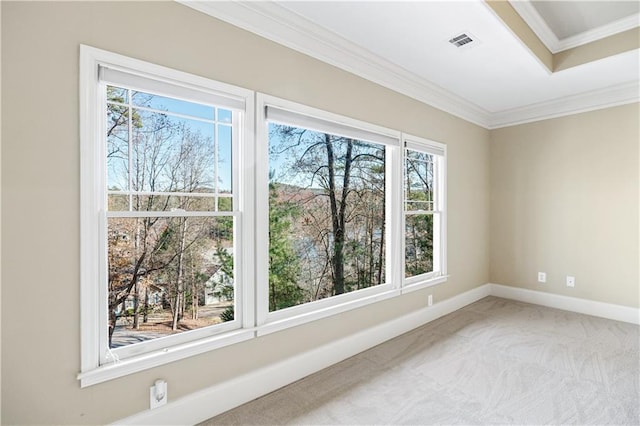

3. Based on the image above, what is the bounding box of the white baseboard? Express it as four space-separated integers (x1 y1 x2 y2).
114 283 638 425
489 283 640 325
114 284 490 425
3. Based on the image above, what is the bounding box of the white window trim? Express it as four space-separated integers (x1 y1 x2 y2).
401 133 448 294
79 45 255 387
256 93 403 332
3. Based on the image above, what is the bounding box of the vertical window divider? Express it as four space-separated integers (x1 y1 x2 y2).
238 103 257 330
388 141 404 291
254 94 270 327
439 150 448 276
97 80 110 366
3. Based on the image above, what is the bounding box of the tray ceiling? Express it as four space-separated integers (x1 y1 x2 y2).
180 1 640 129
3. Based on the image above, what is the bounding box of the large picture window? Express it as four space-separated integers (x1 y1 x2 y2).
256 97 404 330
267 123 386 311
80 46 445 387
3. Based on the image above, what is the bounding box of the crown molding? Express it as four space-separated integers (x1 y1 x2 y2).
508 0 560 53
488 80 640 129
509 1 640 53
179 1 638 130
557 13 640 52
179 0 491 128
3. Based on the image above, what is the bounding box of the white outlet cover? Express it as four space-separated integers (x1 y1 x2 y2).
150 380 168 409
538 272 546 283
566 276 575 287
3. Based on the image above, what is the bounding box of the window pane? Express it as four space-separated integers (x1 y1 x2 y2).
405 149 434 211
107 216 235 349
107 194 218 212
218 108 232 123
106 102 129 191
217 196 233 212
105 86 236 214
108 194 130 211
268 123 386 312
107 86 128 103
218 124 233 193
405 214 433 277
132 90 214 121
131 110 216 194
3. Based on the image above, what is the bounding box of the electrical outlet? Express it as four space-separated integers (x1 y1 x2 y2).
150 379 167 409
566 276 575 288
537 272 546 283
428 294 433 307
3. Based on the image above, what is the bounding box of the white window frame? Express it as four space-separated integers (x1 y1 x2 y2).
255 94 404 335
78 45 255 387
401 134 448 293
78 47 447 388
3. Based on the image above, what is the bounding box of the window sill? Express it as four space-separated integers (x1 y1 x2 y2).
78 279 446 387
77 328 255 387
401 275 449 294
257 287 402 337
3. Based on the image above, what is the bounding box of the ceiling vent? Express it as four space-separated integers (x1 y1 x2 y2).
448 33 475 48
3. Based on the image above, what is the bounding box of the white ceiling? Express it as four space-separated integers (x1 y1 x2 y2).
181 0 640 129
511 0 640 52
531 1 639 40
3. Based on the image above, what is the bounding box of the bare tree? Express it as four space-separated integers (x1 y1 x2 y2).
269 124 385 307
106 92 228 345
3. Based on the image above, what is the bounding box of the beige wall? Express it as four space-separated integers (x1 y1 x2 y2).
1 2 490 424
490 104 640 308
554 28 640 72
485 1 553 72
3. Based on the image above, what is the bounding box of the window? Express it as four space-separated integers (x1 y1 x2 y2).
255 96 447 332
264 105 393 313
79 46 254 386
103 79 241 359
404 136 446 287
80 47 445 386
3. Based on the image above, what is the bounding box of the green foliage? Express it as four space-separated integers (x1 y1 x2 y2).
213 246 235 301
219 305 234 322
210 217 233 242
268 182 304 311
216 246 234 278
268 125 386 305
405 214 434 276
217 197 233 212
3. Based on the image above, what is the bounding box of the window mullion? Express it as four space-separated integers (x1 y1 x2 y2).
389 144 404 291
97 84 110 367
255 97 270 327
237 107 256 330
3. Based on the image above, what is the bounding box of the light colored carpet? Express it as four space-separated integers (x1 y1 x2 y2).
202 296 639 425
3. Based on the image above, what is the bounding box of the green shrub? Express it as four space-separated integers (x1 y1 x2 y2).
219 306 234 322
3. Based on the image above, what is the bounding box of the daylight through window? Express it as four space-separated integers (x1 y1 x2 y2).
404 138 445 282
80 47 446 387
98 66 243 361
267 122 387 311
